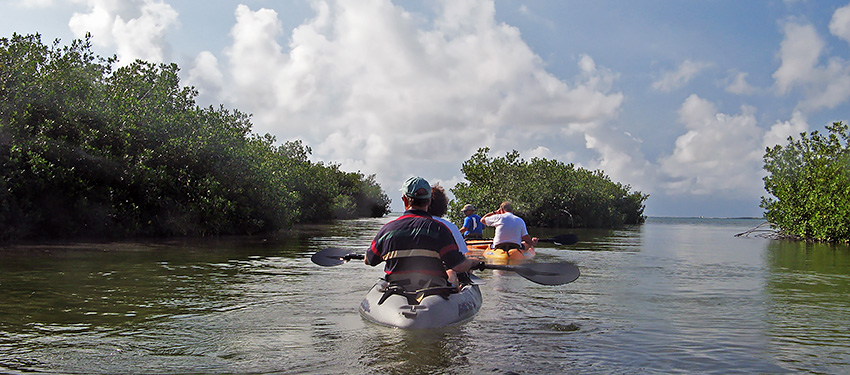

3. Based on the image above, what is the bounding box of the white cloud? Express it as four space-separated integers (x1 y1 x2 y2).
657 96 807 201
525 146 551 159
762 110 808 149
584 127 655 193
652 60 711 92
773 22 822 95
224 4 286 109
772 19 850 112
725 72 757 95
211 0 624 199
186 51 223 105
659 95 766 197
829 3 850 44
68 0 178 66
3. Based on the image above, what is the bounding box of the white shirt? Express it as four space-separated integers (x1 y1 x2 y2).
432 215 468 254
483 212 528 246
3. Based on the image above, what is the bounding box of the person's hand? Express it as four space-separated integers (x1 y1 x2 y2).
531 237 539 246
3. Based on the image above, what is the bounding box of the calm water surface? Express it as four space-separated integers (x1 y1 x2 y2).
1 216 849 374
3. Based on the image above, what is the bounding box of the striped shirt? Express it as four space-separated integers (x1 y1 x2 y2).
366 209 464 279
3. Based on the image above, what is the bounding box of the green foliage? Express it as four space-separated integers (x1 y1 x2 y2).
761 121 850 242
0 33 389 241
448 148 647 228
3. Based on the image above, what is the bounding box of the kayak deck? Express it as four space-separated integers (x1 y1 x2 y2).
359 280 482 329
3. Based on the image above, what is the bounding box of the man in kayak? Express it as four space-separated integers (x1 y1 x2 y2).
458 204 484 239
480 201 538 252
366 176 482 292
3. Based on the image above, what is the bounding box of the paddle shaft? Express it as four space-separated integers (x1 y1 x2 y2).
345 253 365 261
311 247 579 285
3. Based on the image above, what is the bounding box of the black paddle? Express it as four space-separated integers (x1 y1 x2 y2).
466 233 579 246
310 247 580 285
311 247 364 266
480 262 580 285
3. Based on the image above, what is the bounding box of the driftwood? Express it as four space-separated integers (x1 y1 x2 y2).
734 221 789 240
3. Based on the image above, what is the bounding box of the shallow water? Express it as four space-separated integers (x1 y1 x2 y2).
1 216 848 374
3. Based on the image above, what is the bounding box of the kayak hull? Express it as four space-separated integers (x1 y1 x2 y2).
465 240 536 263
359 280 482 329
482 247 535 262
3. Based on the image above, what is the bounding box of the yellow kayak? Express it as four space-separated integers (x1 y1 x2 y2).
465 240 536 263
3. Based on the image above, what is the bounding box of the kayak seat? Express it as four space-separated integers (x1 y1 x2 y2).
494 242 522 251
377 284 458 306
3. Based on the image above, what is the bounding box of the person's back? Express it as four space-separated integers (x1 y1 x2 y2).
368 209 462 288
366 177 480 291
488 211 526 247
481 201 536 250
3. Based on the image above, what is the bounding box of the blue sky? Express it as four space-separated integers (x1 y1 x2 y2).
3 0 850 217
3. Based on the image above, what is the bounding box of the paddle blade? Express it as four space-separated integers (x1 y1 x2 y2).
550 234 579 245
311 247 362 266
488 262 580 285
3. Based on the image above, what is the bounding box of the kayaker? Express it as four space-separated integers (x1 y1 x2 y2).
427 184 472 289
427 185 468 255
458 204 484 239
480 201 538 252
366 176 482 292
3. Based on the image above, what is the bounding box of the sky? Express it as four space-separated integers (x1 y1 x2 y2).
3 0 850 217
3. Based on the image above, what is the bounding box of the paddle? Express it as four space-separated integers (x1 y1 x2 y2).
311 247 364 266
310 247 580 285
466 233 579 246
481 262 580 285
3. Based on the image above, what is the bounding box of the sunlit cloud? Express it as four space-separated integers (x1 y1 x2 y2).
829 2 850 44
658 94 804 198
23 0 848 216
773 22 822 95
187 0 625 199
68 0 178 66
773 19 850 112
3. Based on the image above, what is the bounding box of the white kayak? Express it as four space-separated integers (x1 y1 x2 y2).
358 280 483 329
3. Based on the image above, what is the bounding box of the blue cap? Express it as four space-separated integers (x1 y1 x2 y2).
401 176 431 199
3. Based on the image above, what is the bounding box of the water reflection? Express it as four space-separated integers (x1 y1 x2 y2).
764 240 850 373
357 328 473 375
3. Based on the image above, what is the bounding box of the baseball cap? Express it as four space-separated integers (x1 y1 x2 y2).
401 176 431 199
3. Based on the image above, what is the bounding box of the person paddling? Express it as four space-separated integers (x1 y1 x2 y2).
459 204 484 239
427 185 467 255
427 184 472 288
480 201 538 253
365 176 481 292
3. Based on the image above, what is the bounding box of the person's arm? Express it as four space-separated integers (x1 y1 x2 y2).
521 234 538 250
365 240 383 266
451 257 484 273
480 208 503 226
459 216 471 234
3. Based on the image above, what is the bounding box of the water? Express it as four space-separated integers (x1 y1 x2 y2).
1 216 849 374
